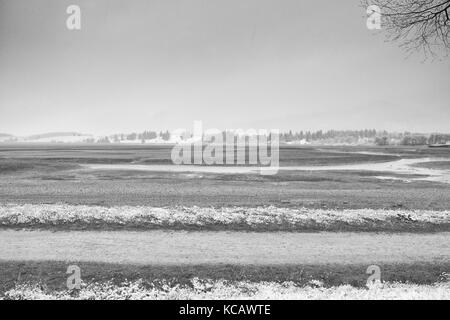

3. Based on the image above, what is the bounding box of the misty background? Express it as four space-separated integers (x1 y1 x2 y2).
0 0 449 136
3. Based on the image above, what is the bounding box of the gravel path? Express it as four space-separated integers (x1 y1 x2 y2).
1 230 449 265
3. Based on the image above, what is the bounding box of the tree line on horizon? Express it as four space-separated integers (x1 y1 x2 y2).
95 129 450 146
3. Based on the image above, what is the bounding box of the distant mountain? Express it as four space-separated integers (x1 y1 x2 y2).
0 133 14 142
24 132 87 140
22 132 95 143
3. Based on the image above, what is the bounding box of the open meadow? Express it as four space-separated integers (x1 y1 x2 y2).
1 144 449 299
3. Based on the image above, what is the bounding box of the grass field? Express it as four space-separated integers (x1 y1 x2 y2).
1 145 450 209
1 144 449 299
412 161 450 170
3 261 449 289
1 261 449 300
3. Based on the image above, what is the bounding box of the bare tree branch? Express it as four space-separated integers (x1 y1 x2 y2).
363 0 450 57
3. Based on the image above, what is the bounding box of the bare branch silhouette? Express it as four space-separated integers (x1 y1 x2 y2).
364 0 450 56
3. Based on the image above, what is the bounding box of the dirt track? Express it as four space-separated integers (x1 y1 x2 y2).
1 230 448 265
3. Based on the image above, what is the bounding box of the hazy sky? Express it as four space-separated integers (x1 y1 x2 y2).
0 0 449 135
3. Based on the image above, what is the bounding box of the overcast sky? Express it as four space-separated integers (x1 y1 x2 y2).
0 0 449 135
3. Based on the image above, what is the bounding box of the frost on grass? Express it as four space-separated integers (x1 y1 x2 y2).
3 278 450 300
0 204 449 231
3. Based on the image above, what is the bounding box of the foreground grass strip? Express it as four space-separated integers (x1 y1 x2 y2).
2 279 450 300
2 261 449 292
0 204 449 231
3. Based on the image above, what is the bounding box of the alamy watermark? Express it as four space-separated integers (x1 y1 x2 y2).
170 121 279 175
64 4 381 32
66 265 82 290
66 5 81 30
57 264 382 291
366 265 382 287
366 5 382 30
